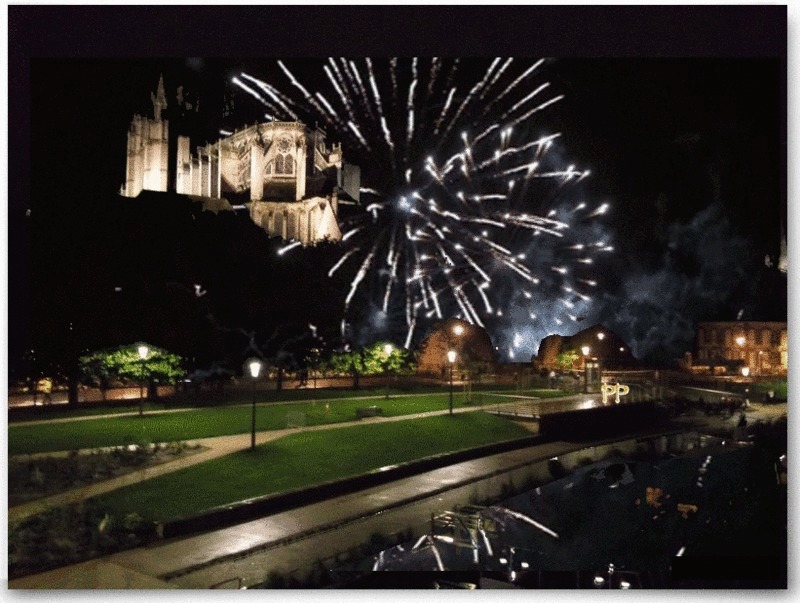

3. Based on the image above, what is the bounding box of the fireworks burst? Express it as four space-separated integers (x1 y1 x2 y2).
234 58 612 358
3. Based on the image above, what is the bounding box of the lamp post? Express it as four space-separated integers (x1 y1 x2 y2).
249 359 262 451
447 350 457 415
383 343 394 399
452 324 470 402
137 345 148 417
581 346 590 394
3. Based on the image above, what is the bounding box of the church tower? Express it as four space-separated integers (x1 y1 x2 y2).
121 75 170 197
121 74 360 246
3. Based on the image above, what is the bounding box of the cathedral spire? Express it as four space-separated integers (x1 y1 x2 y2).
151 74 167 121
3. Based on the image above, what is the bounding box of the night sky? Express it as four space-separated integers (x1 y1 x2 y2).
7 6 788 377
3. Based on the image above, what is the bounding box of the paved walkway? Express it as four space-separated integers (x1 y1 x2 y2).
8 388 547 427
12 394 782 525
10 396 595 523
12 395 781 588
6 437 587 589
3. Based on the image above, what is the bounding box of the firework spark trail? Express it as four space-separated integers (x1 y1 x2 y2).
344 246 377 308
232 76 268 106
481 58 545 117
440 58 501 142
403 318 416 349
508 94 566 128
347 121 370 150
500 82 550 120
348 60 375 122
389 57 399 106
427 279 442 319
459 285 485 327
328 247 360 277
383 233 400 313
365 58 395 151
429 537 446 571
502 258 540 284
278 241 302 255
245 58 609 355
406 73 417 156
427 57 441 98
240 73 298 120
480 57 513 100
325 63 356 123
276 62 327 115
457 248 492 283
474 279 494 313
497 507 560 539
433 87 457 136
314 92 339 123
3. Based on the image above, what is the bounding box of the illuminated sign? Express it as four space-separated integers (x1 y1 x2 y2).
602 383 630 404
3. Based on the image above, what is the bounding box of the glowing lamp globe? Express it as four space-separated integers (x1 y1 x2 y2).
447 350 457 364
741 366 750 377
137 345 149 360
249 360 262 379
581 346 591 356
384 343 394 356
453 325 464 336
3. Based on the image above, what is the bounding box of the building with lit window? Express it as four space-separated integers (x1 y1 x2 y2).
120 75 360 246
694 321 787 375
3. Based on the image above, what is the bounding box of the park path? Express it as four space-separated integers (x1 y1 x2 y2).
8 396 569 524
18 391 744 525
8 388 532 427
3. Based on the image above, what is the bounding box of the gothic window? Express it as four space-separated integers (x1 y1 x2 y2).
274 135 295 176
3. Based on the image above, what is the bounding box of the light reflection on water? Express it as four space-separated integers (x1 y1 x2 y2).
346 432 766 585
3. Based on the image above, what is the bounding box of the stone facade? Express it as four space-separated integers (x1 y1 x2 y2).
121 75 170 198
533 324 637 370
121 75 360 246
695 321 787 375
416 319 495 378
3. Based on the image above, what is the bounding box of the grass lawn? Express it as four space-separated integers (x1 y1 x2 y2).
8 383 554 423
750 379 787 399
94 412 532 522
8 390 563 455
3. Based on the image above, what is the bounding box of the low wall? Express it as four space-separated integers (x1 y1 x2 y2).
158 434 541 539
537 401 670 439
156 423 693 542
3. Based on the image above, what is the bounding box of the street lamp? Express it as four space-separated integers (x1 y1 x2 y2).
137 344 149 417
447 350 457 415
581 346 590 394
453 324 464 336
248 359 262 451
741 366 750 378
383 343 394 398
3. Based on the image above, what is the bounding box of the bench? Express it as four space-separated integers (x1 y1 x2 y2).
355 406 383 419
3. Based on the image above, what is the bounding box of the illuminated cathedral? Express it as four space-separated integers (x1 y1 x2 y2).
120 75 360 245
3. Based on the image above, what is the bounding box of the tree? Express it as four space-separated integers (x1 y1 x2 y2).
359 342 415 377
79 343 185 407
556 349 580 371
324 343 415 388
